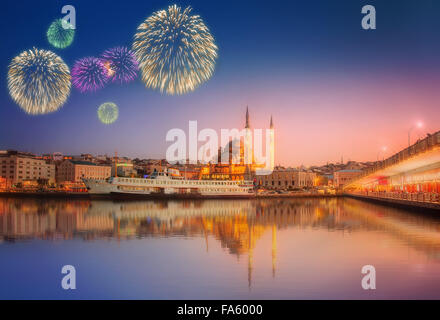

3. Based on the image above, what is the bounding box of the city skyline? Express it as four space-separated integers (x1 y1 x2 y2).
1 1 440 167
2 0 440 303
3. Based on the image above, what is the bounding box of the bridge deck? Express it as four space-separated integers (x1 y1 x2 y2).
344 130 440 198
346 191 440 210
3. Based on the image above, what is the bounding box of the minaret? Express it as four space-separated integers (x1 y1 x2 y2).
269 115 275 173
272 224 277 278
244 106 252 179
248 224 253 290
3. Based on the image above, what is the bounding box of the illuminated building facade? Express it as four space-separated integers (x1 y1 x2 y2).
111 160 136 177
334 169 362 188
256 168 317 190
56 160 111 183
0 150 55 185
200 107 272 181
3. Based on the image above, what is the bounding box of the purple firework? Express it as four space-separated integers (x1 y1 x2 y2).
71 57 109 92
101 46 139 84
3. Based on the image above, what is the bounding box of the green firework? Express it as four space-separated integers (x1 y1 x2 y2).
47 19 75 49
98 102 119 124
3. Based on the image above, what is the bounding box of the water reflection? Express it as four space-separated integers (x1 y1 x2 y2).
1 197 440 297
2 198 440 255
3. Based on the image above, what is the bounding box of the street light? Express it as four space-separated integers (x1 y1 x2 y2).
408 121 423 148
377 146 387 162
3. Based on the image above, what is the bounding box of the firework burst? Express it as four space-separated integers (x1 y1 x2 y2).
132 5 218 95
101 46 139 84
71 57 109 92
47 19 75 49
7 48 71 115
97 102 118 124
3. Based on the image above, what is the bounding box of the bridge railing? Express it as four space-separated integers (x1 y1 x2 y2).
346 191 440 204
345 130 440 188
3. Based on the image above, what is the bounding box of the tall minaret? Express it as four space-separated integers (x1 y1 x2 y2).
269 115 275 173
244 106 252 177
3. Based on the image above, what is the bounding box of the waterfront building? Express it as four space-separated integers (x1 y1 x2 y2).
136 159 169 176
112 159 136 177
56 160 111 183
0 150 55 185
172 165 201 180
334 169 363 188
256 168 317 190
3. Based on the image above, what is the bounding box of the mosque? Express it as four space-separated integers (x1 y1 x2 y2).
199 107 273 181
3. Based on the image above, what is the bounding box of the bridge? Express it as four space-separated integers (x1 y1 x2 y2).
344 130 440 210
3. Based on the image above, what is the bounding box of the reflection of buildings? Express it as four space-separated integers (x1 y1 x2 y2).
1 197 440 287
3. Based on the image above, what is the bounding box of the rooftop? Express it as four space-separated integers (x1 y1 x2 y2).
69 160 98 166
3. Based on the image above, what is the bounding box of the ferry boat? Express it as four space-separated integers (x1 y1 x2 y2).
83 170 255 200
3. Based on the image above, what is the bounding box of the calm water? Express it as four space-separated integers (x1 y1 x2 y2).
1 197 440 299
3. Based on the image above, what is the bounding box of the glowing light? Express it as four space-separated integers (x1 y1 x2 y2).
103 60 115 77
71 57 109 92
7 48 71 115
132 4 218 95
101 46 138 84
47 19 75 49
97 102 118 124
416 121 423 128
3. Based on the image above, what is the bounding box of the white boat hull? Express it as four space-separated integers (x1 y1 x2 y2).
83 176 255 200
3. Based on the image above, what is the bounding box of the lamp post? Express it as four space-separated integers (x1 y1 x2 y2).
408 121 423 148
377 146 387 162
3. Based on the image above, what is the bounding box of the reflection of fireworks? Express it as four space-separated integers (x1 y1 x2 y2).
47 19 75 49
97 102 118 124
101 47 138 84
132 5 218 95
7 48 71 115
71 57 109 92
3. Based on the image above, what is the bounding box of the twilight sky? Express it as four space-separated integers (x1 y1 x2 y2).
1 0 440 166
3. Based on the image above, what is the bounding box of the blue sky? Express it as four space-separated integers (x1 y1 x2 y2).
1 0 440 165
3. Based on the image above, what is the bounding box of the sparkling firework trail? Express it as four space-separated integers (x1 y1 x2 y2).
101 46 139 84
103 61 115 77
47 19 75 49
97 102 118 124
71 57 109 92
7 48 71 115
132 5 218 95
